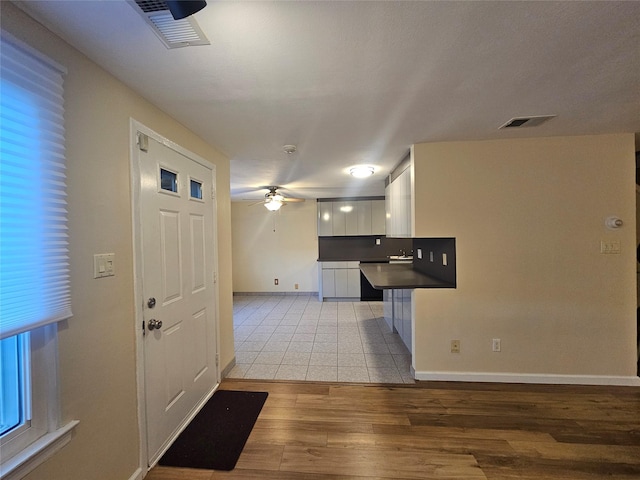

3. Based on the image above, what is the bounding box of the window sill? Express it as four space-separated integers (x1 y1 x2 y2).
0 420 79 480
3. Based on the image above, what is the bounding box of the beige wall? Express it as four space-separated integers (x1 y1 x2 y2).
2 4 233 480
231 201 318 293
412 134 638 381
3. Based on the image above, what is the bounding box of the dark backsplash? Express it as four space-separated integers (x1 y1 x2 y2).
412 238 456 286
318 235 456 287
318 236 413 261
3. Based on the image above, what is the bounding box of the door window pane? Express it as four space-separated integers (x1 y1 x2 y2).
190 180 202 199
160 168 178 193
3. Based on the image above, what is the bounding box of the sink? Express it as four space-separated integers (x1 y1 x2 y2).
388 255 413 262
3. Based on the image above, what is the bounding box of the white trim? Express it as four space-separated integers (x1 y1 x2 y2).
0 420 79 480
414 371 640 386
129 119 221 475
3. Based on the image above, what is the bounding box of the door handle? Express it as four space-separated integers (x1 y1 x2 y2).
148 318 163 331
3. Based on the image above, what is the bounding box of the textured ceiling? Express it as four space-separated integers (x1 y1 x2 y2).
16 0 640 200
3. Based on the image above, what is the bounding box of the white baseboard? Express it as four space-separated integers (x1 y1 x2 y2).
127 467 143 480
221 356 236 379
414 371 640 386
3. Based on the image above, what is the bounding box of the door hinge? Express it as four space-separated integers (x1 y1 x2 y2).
215 353 219 367
213 271 217 284
137 132 149 152
211 187 215 200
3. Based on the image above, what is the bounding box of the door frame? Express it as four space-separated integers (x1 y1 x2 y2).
129 119 221 475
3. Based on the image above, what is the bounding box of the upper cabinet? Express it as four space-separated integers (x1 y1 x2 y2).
385 155 413 238
317 199 385 236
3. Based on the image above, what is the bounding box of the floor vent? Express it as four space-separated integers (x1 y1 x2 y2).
131 0 210 49
499 115 556 129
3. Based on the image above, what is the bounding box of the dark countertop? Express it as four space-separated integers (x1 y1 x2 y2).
360 263 455 289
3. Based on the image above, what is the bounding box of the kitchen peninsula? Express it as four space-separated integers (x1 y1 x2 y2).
359 262 454 289
361 238 457 354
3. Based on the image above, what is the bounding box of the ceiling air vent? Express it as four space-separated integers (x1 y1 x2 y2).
499 115 556 129
131 0 210 49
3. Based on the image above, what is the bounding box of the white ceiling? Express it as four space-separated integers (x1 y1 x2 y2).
16 0 640 200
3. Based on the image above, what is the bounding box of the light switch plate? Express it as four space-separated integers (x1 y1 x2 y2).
94 253 115 278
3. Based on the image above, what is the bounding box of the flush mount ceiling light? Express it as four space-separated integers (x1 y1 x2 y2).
349 166 375 178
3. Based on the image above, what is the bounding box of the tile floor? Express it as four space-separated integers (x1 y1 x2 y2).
227 294 414 384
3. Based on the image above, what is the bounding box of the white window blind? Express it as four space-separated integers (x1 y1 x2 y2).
0 32 71 340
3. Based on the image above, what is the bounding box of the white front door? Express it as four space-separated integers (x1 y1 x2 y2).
138 134 218 465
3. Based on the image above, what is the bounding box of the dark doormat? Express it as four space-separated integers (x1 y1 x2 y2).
159 390 268 471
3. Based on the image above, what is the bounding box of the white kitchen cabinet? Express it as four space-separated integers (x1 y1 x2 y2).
320 261 360 299
401 289 412 352
344 201 359 235
383 289 393 331
318 202 333 236
347 268 361 297
318 199 386 237
385 184 393 236
385 167 412 237
356 201 372 235
393 289 403 338
384 288 411 351
371 200 386 235
334 268 348 296
322 269 336 297
332 202 347 236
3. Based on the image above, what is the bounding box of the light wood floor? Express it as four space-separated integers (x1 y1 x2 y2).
146 378 640 479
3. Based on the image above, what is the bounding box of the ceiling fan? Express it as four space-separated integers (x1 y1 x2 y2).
255 186 305 211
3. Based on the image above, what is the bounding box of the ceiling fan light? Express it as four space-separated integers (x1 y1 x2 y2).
264 198 283 211
350 166 375 178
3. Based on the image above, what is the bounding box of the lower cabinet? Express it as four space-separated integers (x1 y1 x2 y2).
400 289 412 352
320 262 361 300
383 288 412 353
383 290 393 331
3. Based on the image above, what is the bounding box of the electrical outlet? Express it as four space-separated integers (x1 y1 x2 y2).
600 240 621 254
274 278 279 285
492 338 501 352
295 283 299 290
450 340 460 353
